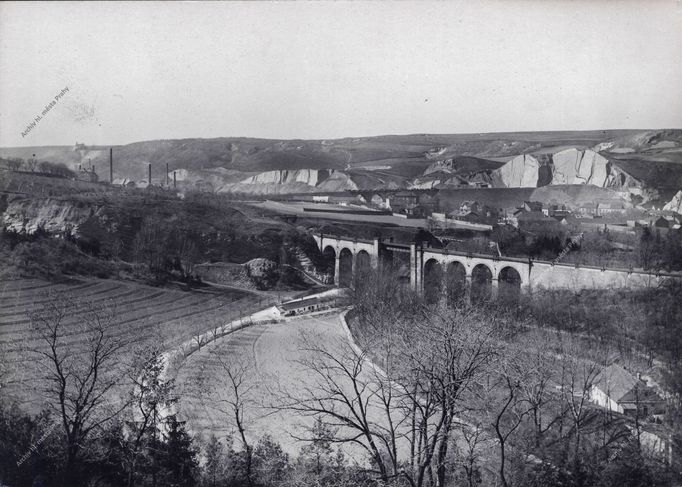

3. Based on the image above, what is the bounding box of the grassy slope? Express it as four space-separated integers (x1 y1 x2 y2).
0 129 655 182
3 128 680 203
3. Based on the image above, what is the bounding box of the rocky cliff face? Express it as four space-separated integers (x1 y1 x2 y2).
239 169 333 186
551 149 610 186
491 148 645 197
2 197 102 236
663 190 682 214
495 154 540 187
315 171 360 192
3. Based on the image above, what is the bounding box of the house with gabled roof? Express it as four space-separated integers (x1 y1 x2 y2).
590 364 665 418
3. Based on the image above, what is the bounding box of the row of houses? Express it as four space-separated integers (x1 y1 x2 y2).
275 295 339 317
576 200 629 217
304 189 682 234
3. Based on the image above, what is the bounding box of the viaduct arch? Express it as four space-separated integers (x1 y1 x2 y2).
312 233 681 301
315 235 379 287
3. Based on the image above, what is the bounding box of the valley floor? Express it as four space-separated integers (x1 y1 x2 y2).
174 311 409 461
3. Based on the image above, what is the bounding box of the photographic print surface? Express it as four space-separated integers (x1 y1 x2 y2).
1 1 681 486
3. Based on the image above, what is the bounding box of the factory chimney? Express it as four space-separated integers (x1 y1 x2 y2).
166 163 169 186
148 164 152 187
109 148 113 183
173 171 177 189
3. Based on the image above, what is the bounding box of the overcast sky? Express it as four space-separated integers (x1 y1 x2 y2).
1 1 681 147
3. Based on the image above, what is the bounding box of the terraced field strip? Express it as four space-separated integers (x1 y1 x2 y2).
0 284 146 321
2 290 228 350
0 280 100 306
0 277 270 411
0 279 55 293
0 292 178 340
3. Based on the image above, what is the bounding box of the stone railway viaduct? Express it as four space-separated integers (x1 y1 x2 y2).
313 233 680 303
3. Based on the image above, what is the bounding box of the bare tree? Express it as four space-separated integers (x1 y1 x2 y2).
394 306 501 487
515 331 567 451
30 294 132 486
192 332 207 351
278 331 402 484
277 305 500 487
209 353 258 487
555 339 605 477
124 347 177 487
456 423 489 487
178 234 199 278
484 351 533 487
133 219 165 273
25 157 38 172
6 157 23 171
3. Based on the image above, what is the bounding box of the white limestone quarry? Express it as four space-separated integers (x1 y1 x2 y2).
493 148 644 198
495 154 540 187
663 190 682 214
551 148 610 186
240 169 333 186
593 141 615 152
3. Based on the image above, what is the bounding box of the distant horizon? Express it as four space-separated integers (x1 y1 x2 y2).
2 1 681 148
2 127 680 150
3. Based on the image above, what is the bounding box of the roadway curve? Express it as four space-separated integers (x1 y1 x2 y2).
175 312 385 459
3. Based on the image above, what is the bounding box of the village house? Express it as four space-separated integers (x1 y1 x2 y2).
523 201 544 213
276 296 333 317
404 204 429 218
75 165 99 183
547 203 570 218
386 191 418 212
456 200 483 216
578 202 598 216
387 190 438 216
590 364 666 419
654 215 682 229
328 194 361 206
369 194 387 208
596 201 628 217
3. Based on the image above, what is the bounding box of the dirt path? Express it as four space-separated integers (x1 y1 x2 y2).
174 311 405 460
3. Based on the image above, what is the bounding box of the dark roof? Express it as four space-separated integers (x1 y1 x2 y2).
524 201 543 210
619 384 664 404
598 202 626 210
517 211 554 222
594 364 639 402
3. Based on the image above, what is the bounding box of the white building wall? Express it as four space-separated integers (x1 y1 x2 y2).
589 386 624 413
